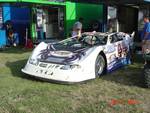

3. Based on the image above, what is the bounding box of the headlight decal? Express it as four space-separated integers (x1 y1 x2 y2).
29 58 39 66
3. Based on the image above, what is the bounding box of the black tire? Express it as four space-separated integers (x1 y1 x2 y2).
95 54 106 77
144 64 150 88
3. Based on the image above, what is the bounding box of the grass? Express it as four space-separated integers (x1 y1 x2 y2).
0 47 150 113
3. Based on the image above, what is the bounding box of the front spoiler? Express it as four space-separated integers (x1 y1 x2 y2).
21 67 94 84
22 69 94 84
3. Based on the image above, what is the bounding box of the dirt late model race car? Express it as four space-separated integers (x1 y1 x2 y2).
22 32 134 83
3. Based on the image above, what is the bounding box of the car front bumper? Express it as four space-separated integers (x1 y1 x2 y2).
22 62 94 83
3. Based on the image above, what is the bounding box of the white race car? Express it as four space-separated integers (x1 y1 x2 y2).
22 32 134 83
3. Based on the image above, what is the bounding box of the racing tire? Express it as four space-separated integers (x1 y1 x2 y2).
95 54 106 77
144 63 150 88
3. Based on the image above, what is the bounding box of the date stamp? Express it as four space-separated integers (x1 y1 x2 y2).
109 99 140 106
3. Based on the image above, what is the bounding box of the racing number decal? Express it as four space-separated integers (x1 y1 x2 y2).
118 44 128 58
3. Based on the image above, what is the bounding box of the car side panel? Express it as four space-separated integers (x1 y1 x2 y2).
104 40 130 72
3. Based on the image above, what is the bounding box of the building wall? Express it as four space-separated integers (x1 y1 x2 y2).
2 6 11 22
65 1 103 36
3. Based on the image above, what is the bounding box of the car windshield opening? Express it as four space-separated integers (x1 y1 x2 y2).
53 35 107 50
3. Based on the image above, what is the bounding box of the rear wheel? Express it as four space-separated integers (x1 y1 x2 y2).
95 54 106 77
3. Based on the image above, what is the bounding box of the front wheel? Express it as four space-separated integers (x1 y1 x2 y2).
95 54 106 77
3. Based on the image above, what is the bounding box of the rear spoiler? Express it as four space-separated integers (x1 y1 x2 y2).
131 31 135 38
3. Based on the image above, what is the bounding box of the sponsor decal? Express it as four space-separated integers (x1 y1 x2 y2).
118 43 128 58
39 63 48 68
50 51 73 57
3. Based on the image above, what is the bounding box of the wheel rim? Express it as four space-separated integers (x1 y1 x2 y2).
95 55 105 76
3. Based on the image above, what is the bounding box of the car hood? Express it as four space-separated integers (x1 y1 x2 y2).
37 44 91 64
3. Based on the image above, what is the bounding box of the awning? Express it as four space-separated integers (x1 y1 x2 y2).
0 0 65 6
70 0 150 5
101 0 150 5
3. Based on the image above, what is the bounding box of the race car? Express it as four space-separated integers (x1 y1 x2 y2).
22 32 134 83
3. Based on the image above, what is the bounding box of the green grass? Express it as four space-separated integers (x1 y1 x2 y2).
0 47 150 113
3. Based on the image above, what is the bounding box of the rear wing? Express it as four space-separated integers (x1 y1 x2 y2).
131 31 135 38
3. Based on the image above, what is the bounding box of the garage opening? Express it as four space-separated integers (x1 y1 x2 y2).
36 6 64 40
1 4 31 46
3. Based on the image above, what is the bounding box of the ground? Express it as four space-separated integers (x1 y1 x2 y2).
0 47 150 113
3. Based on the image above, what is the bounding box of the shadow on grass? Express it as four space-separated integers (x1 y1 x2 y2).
0 47 33 54
100 54 147 88
101 65 146 88
5 59 43 82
